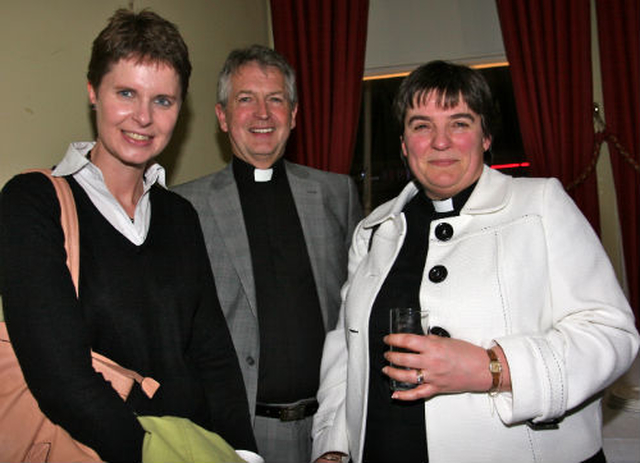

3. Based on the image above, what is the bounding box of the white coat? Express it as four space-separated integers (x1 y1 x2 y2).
312 166 639 463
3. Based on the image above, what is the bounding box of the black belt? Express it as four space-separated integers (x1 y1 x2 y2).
256 400 319 422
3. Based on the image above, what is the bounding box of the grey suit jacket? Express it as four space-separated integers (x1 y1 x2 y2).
173 160 362 418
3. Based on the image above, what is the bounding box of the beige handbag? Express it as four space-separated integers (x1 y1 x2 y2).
0 169 159 463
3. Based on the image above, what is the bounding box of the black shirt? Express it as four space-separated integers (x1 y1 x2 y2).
233 157 325 403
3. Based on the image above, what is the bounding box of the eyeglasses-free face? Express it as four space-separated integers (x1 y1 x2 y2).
216 61 297 170
401 92 491 200
88 57 182 172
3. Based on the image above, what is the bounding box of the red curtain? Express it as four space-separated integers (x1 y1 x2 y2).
596 0 640 319
495 0 600 233
269 0 369 174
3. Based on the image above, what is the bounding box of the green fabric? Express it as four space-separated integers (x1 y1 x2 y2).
138 415 246 463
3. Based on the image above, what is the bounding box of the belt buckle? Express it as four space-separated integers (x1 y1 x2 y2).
279 403 305 422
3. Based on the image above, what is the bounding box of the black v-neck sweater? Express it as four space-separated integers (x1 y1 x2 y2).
0 173 256 461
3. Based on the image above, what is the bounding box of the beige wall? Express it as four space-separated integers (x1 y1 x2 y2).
0 0 271 188
365 0 505 75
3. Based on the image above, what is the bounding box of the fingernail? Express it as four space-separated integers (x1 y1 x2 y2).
391 392 398 399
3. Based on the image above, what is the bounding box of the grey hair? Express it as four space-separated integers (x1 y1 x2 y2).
217 44 297 107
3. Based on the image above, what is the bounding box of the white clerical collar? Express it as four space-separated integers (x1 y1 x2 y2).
254 168 273 182
432 197 454 213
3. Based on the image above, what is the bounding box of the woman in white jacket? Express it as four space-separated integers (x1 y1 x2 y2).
312 61 639 463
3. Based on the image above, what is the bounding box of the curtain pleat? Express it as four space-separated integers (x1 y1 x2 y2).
495 0 600 232
595 0 640 321
270 0 369 174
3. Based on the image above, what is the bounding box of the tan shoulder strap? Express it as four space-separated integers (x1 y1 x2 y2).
25 169 79 296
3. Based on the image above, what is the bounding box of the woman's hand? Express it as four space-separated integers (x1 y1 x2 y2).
382 334 511 401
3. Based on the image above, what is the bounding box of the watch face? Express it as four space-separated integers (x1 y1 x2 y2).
490 361 502 373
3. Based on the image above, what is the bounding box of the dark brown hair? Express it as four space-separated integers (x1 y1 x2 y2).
87 9 191 99
394 60 496 139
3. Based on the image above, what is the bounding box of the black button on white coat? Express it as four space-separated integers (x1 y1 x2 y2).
435 222 454 241
428 265 448 283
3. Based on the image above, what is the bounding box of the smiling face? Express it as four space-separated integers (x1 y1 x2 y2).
401 92 491 200
88 57 181 172
215 62 297 169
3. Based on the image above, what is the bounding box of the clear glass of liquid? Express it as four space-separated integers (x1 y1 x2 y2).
388 307 429 391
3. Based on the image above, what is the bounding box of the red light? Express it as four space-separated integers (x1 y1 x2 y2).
491 162 531 169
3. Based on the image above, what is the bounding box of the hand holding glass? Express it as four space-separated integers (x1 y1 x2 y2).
388 308 429 391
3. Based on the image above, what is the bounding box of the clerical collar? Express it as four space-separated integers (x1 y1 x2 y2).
412 180 478 216
432 198 454 213
437 181 477 215
254 168 273 182
232 156 283 184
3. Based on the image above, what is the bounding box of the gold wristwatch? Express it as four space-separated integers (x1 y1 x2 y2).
487 348 503 395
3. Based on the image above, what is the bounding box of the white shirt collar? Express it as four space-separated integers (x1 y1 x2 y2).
52 142 166 245
52 141 167 189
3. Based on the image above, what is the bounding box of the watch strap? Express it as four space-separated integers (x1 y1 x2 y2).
487 348 502 395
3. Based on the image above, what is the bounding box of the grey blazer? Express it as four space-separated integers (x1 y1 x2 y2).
173 160 362 417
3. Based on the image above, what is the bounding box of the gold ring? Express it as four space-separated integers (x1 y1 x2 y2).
416 369 425 385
